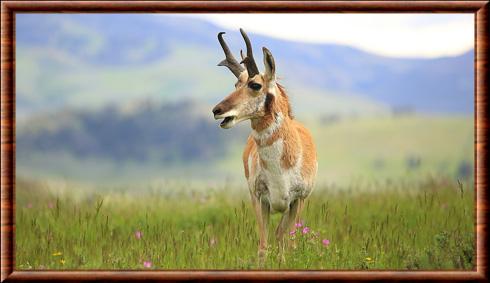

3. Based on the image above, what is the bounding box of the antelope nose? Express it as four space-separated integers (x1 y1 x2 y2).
212 106 223 116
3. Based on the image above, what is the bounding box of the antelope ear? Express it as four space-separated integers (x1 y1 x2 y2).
262 47 275 81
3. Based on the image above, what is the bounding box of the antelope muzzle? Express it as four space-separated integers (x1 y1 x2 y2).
212 98 239 129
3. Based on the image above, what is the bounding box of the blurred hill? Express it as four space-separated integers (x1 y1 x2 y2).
16 108 473 185
17 100 247 164
16 14 473 120
15 14 474 185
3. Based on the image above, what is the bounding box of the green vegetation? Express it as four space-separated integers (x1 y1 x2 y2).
17 115 473 186
16 176 474 270
15 113 474 270
16 14 473 118
216 115 474 186
15 14 475 271
308 115 474 184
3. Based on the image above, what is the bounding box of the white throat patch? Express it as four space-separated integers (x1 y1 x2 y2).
251 112 284 145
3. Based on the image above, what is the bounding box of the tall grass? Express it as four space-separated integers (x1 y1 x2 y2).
16 176 474 270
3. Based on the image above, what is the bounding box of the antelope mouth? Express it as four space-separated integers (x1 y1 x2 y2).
218 115 236 129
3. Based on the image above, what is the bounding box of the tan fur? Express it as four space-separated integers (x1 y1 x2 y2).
279 119 300 170
250 149 259 178
245 118 317 180
242 135 257 179
243 84 317 183
260 158 268 170
214 40 317 263
251 83 292 133
276 84 294 118
235 83 317 265
294 120 318 183
218 88 249 113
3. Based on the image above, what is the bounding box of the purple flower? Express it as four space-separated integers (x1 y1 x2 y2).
289 230 296 235
134 230 142 240
322 239 330 246
143 261 152 268
295 222 303 228
302 227 310 234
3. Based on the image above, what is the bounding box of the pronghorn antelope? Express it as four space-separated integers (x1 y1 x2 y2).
212 29 318 260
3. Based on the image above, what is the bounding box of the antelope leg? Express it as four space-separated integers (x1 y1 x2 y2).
295 198 305 228
250 191 270 265
276 199 302 259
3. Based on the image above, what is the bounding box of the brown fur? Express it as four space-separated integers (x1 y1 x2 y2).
251 83 292 132
260 158 268 170
242 136 255 179
251 149 259 178
244 84 316 180
219 88 246 112
295 120 317 183
276 83 293 119
279 119 300 170
216 34 316 262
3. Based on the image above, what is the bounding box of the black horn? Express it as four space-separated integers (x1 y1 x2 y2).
239 28 260 78
217 32 244 78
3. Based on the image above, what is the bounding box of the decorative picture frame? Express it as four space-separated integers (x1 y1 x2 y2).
1 0 488 281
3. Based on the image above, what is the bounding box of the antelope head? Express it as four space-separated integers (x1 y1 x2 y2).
212 29 276 129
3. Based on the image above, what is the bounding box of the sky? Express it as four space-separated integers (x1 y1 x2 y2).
182 14 473 58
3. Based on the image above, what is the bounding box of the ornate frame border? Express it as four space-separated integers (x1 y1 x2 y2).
1 1 488 281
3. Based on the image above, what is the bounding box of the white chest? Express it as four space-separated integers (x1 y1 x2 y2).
249 138 305 213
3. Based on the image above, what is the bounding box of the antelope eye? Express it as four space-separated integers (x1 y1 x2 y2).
248 82 262 91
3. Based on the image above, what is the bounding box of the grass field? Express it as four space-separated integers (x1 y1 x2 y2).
15 115 475 270
16 176 475 270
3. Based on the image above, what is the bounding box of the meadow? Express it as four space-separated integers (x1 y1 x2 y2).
16 175 474 270
15 115 475 270
14 13 475 271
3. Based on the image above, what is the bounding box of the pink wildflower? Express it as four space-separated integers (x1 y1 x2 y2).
143 261 152 268
302 227 310 234
289 230 296 235
322 239 330 246
295 222 303 228
134 230 142 240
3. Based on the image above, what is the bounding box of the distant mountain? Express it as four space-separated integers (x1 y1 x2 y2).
16 14 473 118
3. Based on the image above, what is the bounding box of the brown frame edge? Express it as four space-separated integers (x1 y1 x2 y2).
1 0 488 281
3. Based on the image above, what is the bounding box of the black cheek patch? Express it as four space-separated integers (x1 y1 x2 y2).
265 93 274 114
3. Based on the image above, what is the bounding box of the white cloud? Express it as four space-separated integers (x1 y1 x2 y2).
180 14 473 58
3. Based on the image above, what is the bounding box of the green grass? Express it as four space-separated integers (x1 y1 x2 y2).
16 176 475 270
309 115 474 184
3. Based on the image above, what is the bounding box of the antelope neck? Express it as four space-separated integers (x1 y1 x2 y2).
251 112 288 147
251 84 292 147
